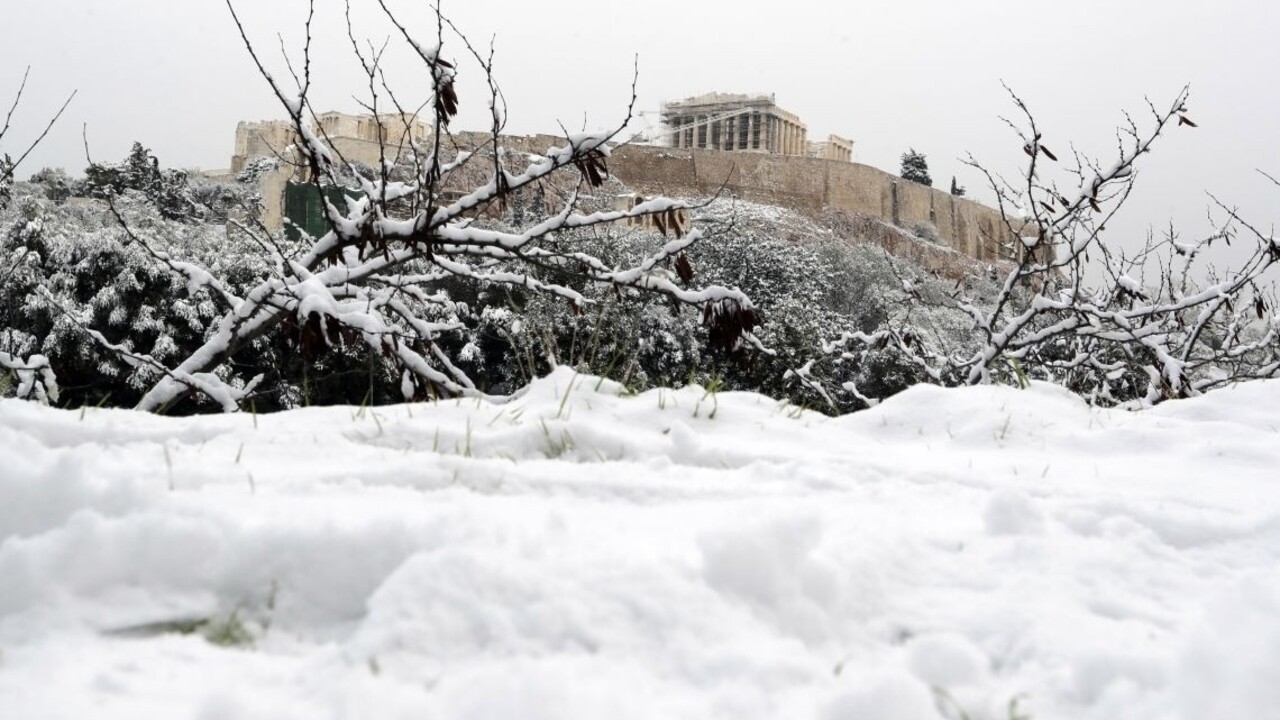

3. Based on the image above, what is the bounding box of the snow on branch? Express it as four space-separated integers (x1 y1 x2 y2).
0 351 59 404
803 86 1280 409
108 2 760 412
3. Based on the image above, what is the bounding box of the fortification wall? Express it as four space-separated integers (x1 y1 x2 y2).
692 151 827 213
824 161 893 219
229 114 1021 263
611 144 1018 263
606 148 697 197
232 120 295 174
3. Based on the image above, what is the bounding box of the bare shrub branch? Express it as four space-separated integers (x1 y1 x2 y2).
811 86 1280 408
81 2 760 412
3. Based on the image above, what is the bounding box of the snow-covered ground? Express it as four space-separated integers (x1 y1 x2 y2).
2 369 1278 719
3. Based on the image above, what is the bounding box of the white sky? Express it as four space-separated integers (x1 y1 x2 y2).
3 0 1278 262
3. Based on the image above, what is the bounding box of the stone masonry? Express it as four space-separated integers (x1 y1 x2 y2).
227 110 1021 262
607 144 1024 263
230 112 430 174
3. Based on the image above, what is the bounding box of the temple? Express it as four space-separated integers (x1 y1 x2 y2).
660 92 849 159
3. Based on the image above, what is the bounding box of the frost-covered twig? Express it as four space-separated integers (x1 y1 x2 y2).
1 68 75 210
810 86 1279 409
0 67 76 191
119 2 757 412
0 350 58 404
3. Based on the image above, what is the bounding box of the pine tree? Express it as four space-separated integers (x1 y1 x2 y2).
900 149 932 187
83 143 199 221
950 176 966 197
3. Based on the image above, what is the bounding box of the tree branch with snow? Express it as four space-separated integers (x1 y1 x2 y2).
808 86 1280 409
93 1 760 413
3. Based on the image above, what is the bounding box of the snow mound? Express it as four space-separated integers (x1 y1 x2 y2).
2 369 1278 719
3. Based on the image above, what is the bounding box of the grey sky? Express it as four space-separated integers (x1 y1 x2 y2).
4 0 1278 259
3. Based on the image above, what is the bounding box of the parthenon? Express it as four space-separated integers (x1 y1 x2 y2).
661 92 814 156
807 134 854 163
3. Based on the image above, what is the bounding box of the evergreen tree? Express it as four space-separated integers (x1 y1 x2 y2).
83 143 199 221
950 176 966 197
900 148 932 186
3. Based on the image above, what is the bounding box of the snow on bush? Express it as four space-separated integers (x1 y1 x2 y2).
459 196 987 412
0 180 273 408
808 88 1280 409
5 154 977 414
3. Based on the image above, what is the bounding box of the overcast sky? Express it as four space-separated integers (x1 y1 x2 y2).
4 0 1278 262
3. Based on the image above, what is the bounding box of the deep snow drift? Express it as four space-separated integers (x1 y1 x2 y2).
1 369 1278 719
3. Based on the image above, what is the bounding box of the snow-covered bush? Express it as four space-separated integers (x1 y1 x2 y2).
58 3 765 414
0 71 75 403
3 157 986 413
28 167 73 204
81 142 203 222
807 87 1280 409
912 221 939 244
0 182 277 408
234 156 280 186
447 198 981 412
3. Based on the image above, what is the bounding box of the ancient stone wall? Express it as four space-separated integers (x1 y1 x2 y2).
684 150 827 213
231 120 294 174
610 144 1019 262
824 161 893 218
227 113 1021 262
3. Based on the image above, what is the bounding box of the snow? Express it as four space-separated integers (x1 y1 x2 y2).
2 369 1279 719
1116 275 1144 295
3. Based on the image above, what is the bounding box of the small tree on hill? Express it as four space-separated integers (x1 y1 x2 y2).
900 148 932 186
